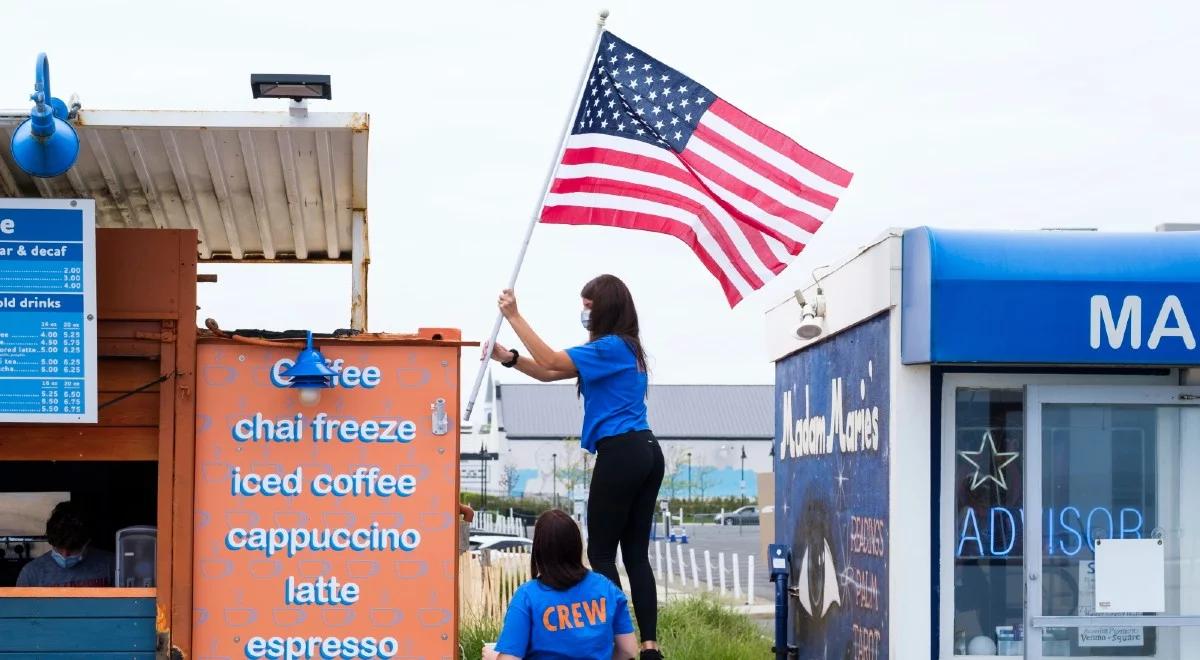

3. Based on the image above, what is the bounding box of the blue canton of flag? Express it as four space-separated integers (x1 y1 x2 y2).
575 33 714 152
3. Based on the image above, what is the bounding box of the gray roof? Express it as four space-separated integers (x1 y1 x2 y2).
497 384 772 440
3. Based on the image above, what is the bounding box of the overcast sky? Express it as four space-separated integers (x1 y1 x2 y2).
2 1 1195 408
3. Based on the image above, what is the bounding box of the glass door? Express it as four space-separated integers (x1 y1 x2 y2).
1026 386 1200 659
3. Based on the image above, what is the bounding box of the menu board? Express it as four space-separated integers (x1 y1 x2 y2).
192 343 459 659
0 199 96 423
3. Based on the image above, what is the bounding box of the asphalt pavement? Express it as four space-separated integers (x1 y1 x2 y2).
648 522 773 604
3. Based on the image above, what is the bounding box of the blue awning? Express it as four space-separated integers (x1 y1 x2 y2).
902 227 1200 366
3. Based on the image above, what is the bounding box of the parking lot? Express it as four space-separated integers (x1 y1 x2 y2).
650 522 773 603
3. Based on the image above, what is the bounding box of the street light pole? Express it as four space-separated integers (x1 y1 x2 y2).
552 452 558 510
480 439 488 510
687 452 692 501
740 445 747 505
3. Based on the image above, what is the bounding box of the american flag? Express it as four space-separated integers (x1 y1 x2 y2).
540 32 853 306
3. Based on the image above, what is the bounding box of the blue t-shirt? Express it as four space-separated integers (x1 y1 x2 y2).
494 571 634 660
565 335 649 453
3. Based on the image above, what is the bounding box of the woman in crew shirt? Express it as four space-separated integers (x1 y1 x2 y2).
490 274 664 659
485 510 638 660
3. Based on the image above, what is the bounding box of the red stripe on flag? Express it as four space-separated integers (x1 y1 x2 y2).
736 222 790 274
559 146 806 254
709 99 853 188
681 148 825 234
541 204 744 306
548 176 765 288
693 123 840 211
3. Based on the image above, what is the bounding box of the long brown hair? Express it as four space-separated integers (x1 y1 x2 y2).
581 274 647 372
530 509 588 590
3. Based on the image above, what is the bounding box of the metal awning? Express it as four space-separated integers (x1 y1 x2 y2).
0 109 368 263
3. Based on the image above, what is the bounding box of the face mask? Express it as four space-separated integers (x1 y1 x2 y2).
51 548 84 569
580 308 591 331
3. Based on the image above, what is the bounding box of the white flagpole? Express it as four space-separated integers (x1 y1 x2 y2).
464 9 609 420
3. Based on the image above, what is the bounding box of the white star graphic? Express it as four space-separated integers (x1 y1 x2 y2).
655 120 665 130
666 102 674 111
684 113 693 122
632 94 642 103
607 42 616 51
636 106 646 115
629 79 638 89
649 90 658 101
609 56 618 65
617 122 626 131
614 81 623 89
624 52 635 60
652 106 662 116
670 117 680 126
958 431 1020 490
662 86 673 96
696 95 707 105
645 76 654 85
678 85 689 93
636 127 646 136
604 88 612 97
680 98 690 108
608 100 616 108
660 74 670 82
674 130 683 140
626 65 636 75
600 119 608 129
642 63 652 71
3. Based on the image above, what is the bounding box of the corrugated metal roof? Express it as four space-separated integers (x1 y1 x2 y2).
497 383 773 440
0 109 367 262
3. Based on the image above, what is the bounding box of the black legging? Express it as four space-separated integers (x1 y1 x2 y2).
586 429 665 641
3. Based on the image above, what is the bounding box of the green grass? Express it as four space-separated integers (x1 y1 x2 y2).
655 596 772 659
458 596 770 659
460 611 503 660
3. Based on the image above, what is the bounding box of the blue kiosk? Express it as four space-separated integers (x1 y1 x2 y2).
767 227 1200 659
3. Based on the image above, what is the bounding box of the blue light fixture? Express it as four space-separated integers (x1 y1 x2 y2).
10 53 80 178
281 331 337 406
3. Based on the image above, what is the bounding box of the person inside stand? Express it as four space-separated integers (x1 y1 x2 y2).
490 275 664 659
16 501 114 587
485 509 638 660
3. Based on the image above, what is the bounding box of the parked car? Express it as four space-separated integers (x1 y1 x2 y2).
715 505 759 526
468 534 532 552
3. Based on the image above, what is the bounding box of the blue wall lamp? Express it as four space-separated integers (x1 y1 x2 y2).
281 331 337 406
11 53 80 178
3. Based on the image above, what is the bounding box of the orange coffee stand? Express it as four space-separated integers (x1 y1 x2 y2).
0 109 469 659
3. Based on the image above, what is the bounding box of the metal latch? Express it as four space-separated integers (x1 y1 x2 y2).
431 398 449 436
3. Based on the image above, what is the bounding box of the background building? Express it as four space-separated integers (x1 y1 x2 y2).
463 383 772 502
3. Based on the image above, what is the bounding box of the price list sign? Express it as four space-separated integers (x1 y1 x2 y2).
0 199 97 423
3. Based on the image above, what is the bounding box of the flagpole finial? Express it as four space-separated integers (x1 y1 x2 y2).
598 9 609 26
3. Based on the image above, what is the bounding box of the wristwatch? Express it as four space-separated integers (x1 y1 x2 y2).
501 348 519 368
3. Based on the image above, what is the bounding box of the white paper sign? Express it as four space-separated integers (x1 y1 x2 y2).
1095 538 1165 613
1077 561 1144 648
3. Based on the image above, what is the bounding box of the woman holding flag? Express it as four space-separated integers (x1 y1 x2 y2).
490 274 664 660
